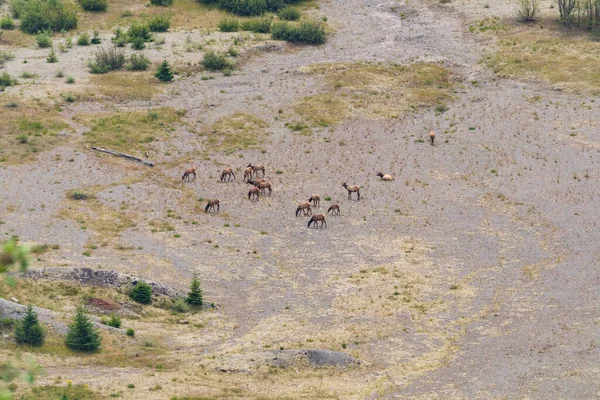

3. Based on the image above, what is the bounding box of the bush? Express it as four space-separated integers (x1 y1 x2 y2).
148 14 170 31
278 6 300 21
516 0 539 22
219 0 267 15
14 305 45 346
0 15 15 29
77 32 90 45
155 59 173 81
240 17 272 33
185 275 203 306
171 298 189 313
35 30 52 47
127 53 150 70
65 306 101 352
79 0 107 12
101 314 121 328
127 20 151 42
0 72 16 88
130 281 152 304
202 50 234 71
218 17 239 32
126 328 135 336
70 190 88 200
88 47 126 73
91 30 101 44
271 20 325 44
150 0 173 5
131 36 145 49
0 50 15 67
17 0 78 34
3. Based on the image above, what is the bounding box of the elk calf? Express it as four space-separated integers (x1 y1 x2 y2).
296 201 312 217
327 204 340 215
205 199 220 213
220 168 235 182
309 194 320 207
182 166 196 182
429 130 436 146
307 213 327 228
248 186 260 201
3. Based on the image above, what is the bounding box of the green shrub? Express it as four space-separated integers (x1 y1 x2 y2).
46 47 58 62
278 6 300 20
202 50 234 71
16 134 28 143
171 298 189 313
71 190 88 200
14 305 45 346
240 17 271 33
131 36 145 49
101 314 121 328
91 30 101 44
148 14 170 32
65 306 101 352
35 30 52 47
218 17 239 32
79 0 107 12
66 75 75 83
0 15 15 29
0 72 16 88
0 50 15 67
126 328 135 336
271 20 326 44
77 32 90 45
228 45 239 57
150 0 173 5
130 281 152 304
62 93 76 102
17 0 78 34
88 47 126 73
155 59 173 81
219 0 267 15
127 53 150 70
112 27 127 46
185 274 203 306
127 20 151 42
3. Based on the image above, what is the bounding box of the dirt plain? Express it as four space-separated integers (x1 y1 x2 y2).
1 0 600 398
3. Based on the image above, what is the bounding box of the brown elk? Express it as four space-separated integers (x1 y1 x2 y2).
327 204 340 215
308 194 320 207
205 199 220 213
248 186 260 201
342 183 360 200
249 179 272 195
243 166 253 182
220 168 235 182
307 213 327 228
182 165 196 182
429 130 436 146
377 172 394 181
247 163 265 177
296 201 312 217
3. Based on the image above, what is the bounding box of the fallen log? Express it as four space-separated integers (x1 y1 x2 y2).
91 146 154 167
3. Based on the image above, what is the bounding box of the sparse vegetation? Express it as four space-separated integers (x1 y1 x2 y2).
35 30 52 47
0 15 15 29
0 71 16 88
150 0 173 5
278 6 300 21
148 14 171 32
202 50 235 71
516 0 539 22
271 20 326 44
78 32 90 45
0 51 14 67
127 53 150 70
101 314 122 328
218 16 240 32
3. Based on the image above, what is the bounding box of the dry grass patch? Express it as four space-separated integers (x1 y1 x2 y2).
294 62 455 128
202 112 268 154
75 107 182 153
0 30 34 47
87 70 160 101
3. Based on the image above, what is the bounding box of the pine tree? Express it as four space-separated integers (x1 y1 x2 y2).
14 305 45 346
130 281 152 304
185 274 203 306
46 47 58 63
155 60 173 82
65 306 101 352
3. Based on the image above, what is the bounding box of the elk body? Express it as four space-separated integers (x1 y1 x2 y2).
377 172 394 181
220 168 235 182
307 213 327 228
243 166 253 182
308 194 320 207
249 179 272 195
205 199 220 213
248 186 260 201
342 183 360 200
327 204 340 215
296 201 312 217
182 166 196 182
429 130 436 146
247 163 265 178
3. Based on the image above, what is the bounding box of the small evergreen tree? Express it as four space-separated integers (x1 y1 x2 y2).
14 305 45 346
130 281 152 304
155 60 173 82
185 274 203 306
46 47 58 63
65 306 101 352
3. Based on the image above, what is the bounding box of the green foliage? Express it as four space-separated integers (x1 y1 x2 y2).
0 51 14 68
127 20 151 42
101 314 121 328
148 14 170 32
278 6 300 20
19 384 99 400
90 30 101 44
35 30 52 47
79 0 107 12
150 0 173 5
88 47 126 73
46 47 58 63
218 17 239 32
112 27 127 47
240 17 272 33
130 281 152 303
171 298 189 313
0 15 15 29
16 134 28 143
14 305 45 346
126 328 135 336
185 275 203 306
65 306 101 352
0 71 16 88
0 238 29 273
127 53 150 70
218 0 267 15
271 20 326 44
16 0 78 34
131 36 145 49
155 59 173 81
77 32 90 45
202 50 234 71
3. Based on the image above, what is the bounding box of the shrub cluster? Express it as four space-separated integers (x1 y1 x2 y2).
148 14 171 32
0 15 15 29
0 72 16 88
35 30 52 47
12 0 78 34
79 0 108 12
201 0 295 16
271 20 325 44
150 0 173 5
88 47 126 73
278 6 300 21
218 16 272 33
128 53 150 70
202 50 235 71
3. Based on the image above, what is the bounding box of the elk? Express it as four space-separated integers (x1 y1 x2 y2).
182 165 196 182
220 168 235 182
296 201 312 217
377 172 394 181
205 199 220 213
243 166 253 182
248 186 260 201
307 213 326 228
429 130 436 146
247 163 265 177
308 194 320 207
342 183 360 200
249 179 272 195
327 204 340 215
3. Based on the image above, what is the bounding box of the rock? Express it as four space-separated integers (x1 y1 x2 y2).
267 349 361 369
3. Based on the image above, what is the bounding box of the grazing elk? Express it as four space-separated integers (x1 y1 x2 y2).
296 201 312 217
342 183 360 200
429 130 436 146
247 163 265 178
249 179 272 195
243 166 254 182
220 168 235 182
308 194 320 208
327 204 340 215
307 213 327 228
182 165 196 182
205 199 220 213
377 172 394 181
248 186 260 201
